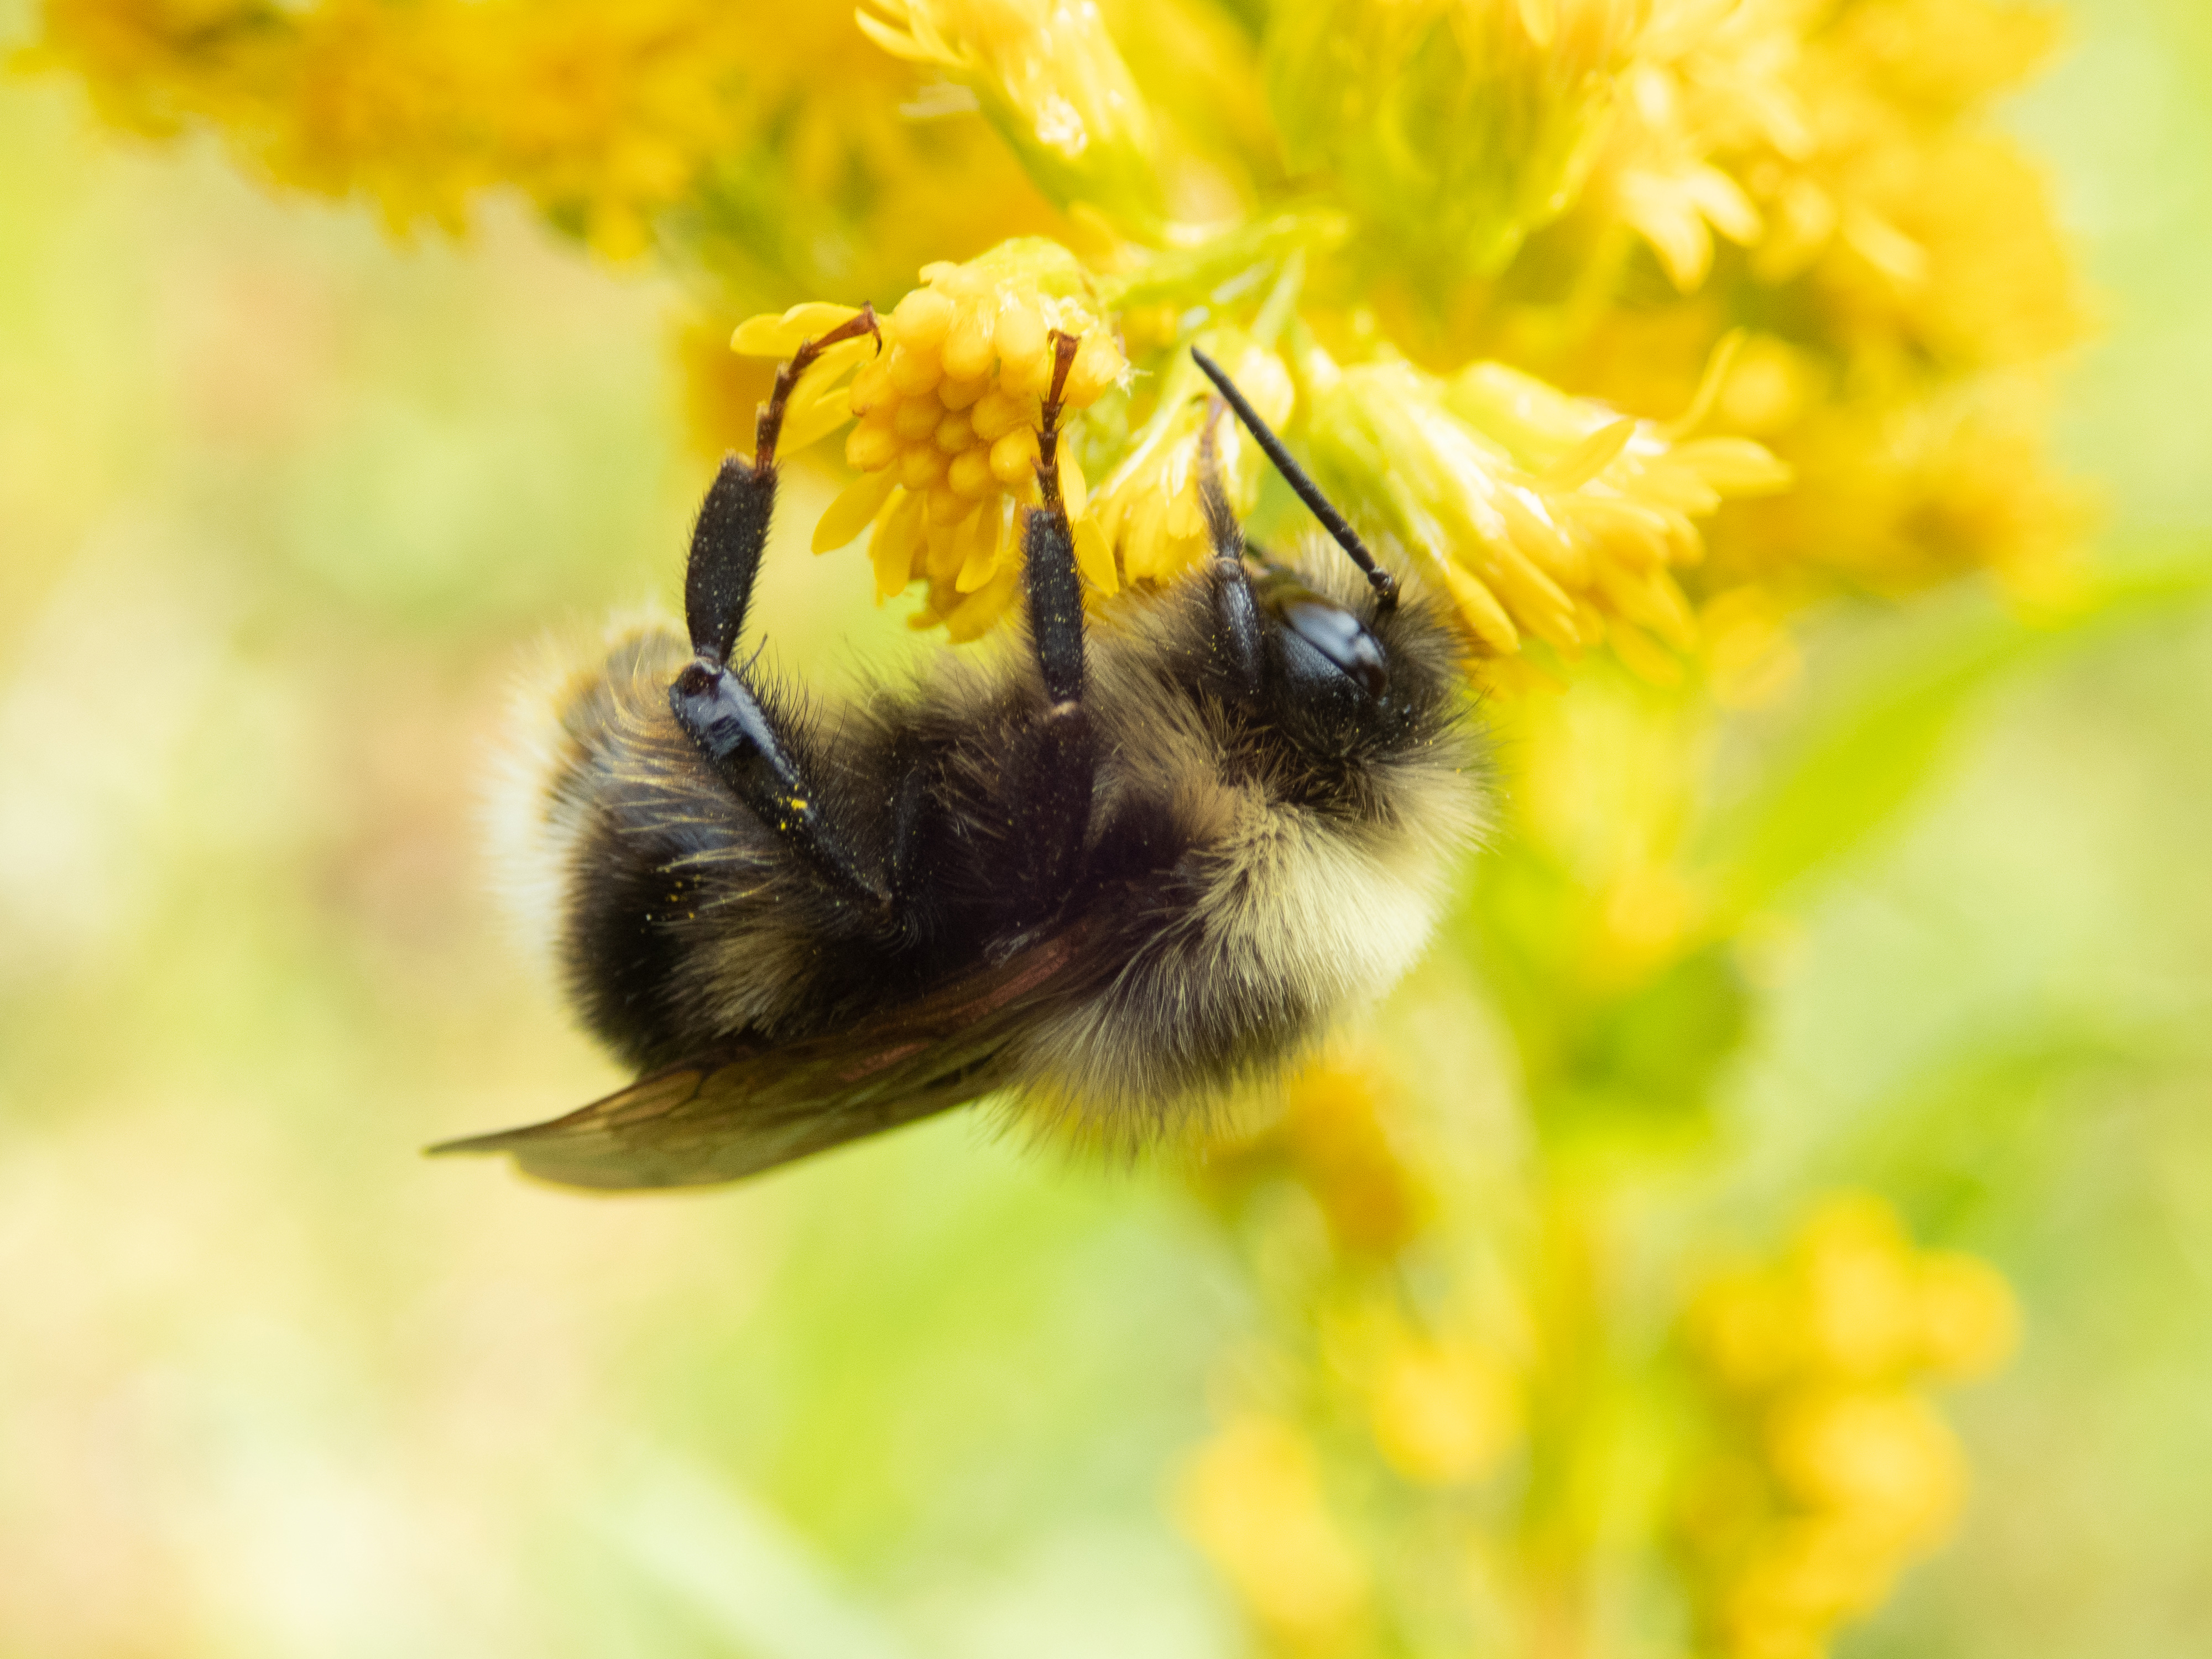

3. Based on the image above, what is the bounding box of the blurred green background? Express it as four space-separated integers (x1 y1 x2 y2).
2 1 2208 1655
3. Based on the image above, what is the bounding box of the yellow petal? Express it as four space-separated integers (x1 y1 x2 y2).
990 426 1041 485
799 333 874 393
971 387 1030 442
894 395 945 442
731 302 862 358
942 561 1022 644
1437 559 1519 653
781 391 861 458
848 354 896 416
1606 617 1685 686
1061 331 1126 405
938 375 987 411
900 445 948 490
954 505 1000 592
1662 328 1746 440
869 488 927 601
924 513 966 582
995 304 1049 396
1545 417 1639 490
1496 482 1581 582
1562 494 1671 568
813 468 898 553
1473 534 1581 649
1672 437 1794 495
1072 515 1118 594
1629 461 1723 518
1684 164 1762 246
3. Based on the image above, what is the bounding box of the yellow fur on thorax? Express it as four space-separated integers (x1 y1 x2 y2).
1011 581 1484 1129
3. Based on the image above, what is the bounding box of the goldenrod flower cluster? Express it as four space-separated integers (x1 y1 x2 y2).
1673 1195 2020 1659
1301 342 1791 669
734 241 1126 637
37 0 2077 673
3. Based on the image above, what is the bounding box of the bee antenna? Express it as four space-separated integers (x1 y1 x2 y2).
1191 347 1397 612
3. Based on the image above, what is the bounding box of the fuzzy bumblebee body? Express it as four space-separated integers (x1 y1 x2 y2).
440 332 1483 1189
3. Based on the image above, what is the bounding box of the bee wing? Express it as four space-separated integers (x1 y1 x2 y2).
429 925 1100 1191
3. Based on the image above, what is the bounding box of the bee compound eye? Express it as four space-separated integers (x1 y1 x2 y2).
1284 601 1388 699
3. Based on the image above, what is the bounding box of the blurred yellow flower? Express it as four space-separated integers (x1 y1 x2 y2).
1675 1193 2018 1659
1366 1330 1521 1487
1264 0 1650 276
1199 1058 1433 1259
858 0 1160 222
1175 1415 1371 1647
30 0 1062 288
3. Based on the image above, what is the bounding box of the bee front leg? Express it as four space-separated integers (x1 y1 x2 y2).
1197 397 1263 703
672 308 893 911
684 307 880 663
669 661 889 906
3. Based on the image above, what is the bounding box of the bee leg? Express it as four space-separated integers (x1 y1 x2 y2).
684 307 881 662
672 307 893 910
670 661 890 907
1198 397 1264 703
1011 332 1098 907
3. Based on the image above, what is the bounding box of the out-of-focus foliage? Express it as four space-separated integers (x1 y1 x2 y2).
6 0 2211 1656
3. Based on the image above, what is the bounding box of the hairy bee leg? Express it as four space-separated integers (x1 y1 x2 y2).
1014 512 1095 902
684 455 776 665
1010 332 1097 906
672 306 893 910
1197 398 1264 702
670 662 891 906
684 306 881 661
1026 331 1088 708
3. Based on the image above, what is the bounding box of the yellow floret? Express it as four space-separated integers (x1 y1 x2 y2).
732 238 1128 636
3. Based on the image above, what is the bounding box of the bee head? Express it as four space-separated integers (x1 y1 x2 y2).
1250 561 1390 728
1185 348 1461 758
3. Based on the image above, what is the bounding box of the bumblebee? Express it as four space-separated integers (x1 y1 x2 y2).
438 317 1484 1188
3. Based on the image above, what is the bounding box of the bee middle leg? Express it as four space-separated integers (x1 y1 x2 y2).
1198 397 1264 705
670 309 894 909
1008 333 1098 909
